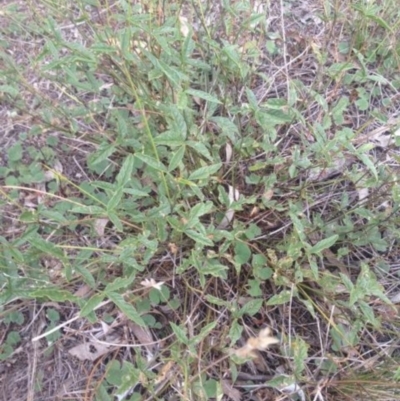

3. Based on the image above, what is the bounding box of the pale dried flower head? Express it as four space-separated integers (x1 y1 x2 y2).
233 327 279 359
140 278 164 291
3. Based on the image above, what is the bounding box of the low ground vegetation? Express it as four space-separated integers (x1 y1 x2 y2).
1 1 400 400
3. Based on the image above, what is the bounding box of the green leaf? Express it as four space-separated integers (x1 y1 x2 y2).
107 211 123 231
256 109 292 128
367 14 392 32
149 285 170 305
107 187 124 211
247 279 262 297
263 98 288 109
199 261 228 278
0 84 19 97
124 188 149 198
222 44 241 69
188 163 221 181
244 224 262 240
108 292 145 327
113 361 140 395
8 143 23 162
234 242 252 265
134 153 167 172
359 301 381 328
181 34 195 60
298 298 316 318
30 237 64 258
120 27 133 60
289 208 306 240
96 384 113 401
245 87 259 110
116 155 134 186
105 274 136 293
205 294 229 307
116 110 128 138
88 143 116 166
0 344 14 361
357 152 378 180
177 90 189 109
47 308 59 323
157 60 186 87
189 201 214 221
340 273 354 291
196 321 217 342
40 210 68 223
6 331 21 346
309 235 339 254
186 89 222 104
355 263 391 304
210 117 239 141
160 284 170 299
80 293 105 317
331 96 349 125
252 254 267 269
106 360 123 386
170 322 188 344
239 299 263 317
167 215 184 231
355 97 369 111
256 267 273 280
19 211 37 223
149 288 161 305
266 290 292 305
30 288 77 303
266 375 296 389
146 53 186 87
169 105 188 140
70 205 105 214
228 320 243 344
74 264 96 288
292 337 309 376
4 311 24 325
187 141 213 161
185 229 214 246
168 145 185 172
155 130 184 146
